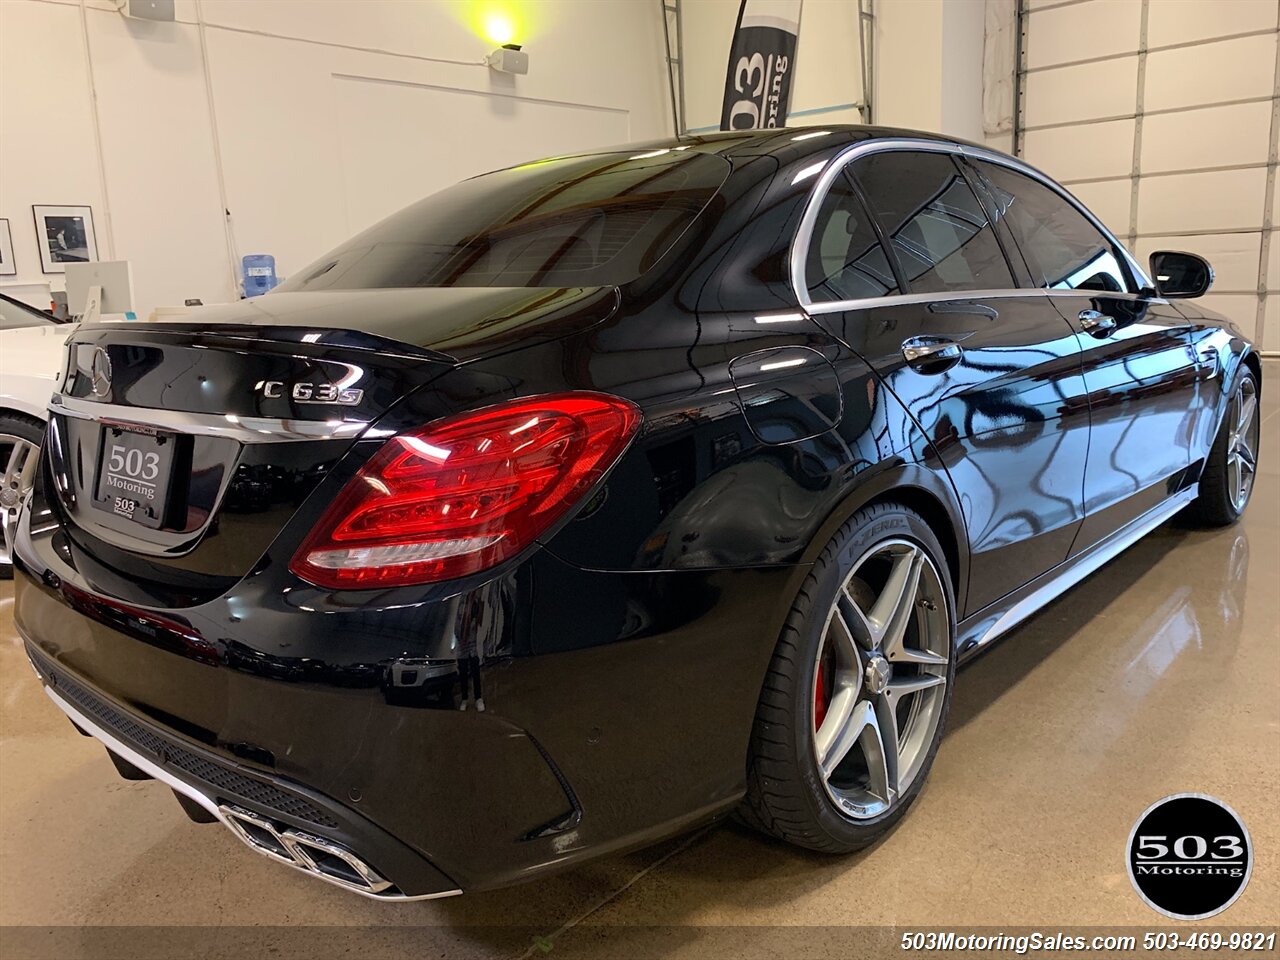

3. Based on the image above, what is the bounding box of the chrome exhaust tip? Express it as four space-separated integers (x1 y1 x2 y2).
219 804 393 895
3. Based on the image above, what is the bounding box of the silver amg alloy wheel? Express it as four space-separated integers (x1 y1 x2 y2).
0 432 40 572
811 539 950 820
1227 375 1259 513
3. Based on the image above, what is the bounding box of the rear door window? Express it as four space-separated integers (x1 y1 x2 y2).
973 160 1134 294
804 173 900 303
850 151 1015 294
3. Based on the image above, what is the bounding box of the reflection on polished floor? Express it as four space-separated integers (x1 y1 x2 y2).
1 361 1277 959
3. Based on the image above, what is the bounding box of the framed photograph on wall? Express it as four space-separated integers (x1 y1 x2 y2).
33 204 98 273
0 219 15 276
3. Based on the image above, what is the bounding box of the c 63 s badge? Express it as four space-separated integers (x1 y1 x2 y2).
1127 793 1253 920
259 381 364 405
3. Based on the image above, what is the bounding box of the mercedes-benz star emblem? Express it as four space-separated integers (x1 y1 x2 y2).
865 655 891 695
90 347 112 398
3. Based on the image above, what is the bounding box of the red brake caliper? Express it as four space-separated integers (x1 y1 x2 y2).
814 658 829 730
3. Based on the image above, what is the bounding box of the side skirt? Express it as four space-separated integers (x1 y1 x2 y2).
956 484 1198 660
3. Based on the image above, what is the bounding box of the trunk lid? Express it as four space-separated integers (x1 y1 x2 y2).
43 286 617 599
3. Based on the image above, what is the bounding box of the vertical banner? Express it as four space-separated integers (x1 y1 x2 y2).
719 0 803 131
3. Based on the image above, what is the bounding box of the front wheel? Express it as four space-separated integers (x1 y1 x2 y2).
1189 367 1260 527
741 503 956 852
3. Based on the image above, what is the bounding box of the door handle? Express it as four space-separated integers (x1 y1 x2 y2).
902 336 963 372
1079 309 1117 336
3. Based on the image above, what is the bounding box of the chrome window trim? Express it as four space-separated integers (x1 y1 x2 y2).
802 286 1169 316
805 286 1037 316
788 137 1155 312
49 394 370 443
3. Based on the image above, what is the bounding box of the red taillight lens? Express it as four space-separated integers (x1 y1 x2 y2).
289 392 641 589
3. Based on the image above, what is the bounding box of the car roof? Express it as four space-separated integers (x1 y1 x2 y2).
611 124 990 162
479 125 999 182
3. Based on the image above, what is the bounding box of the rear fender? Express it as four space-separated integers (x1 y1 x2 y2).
796 458 971 616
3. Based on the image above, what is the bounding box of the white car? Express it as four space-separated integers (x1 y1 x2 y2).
0 292 70 577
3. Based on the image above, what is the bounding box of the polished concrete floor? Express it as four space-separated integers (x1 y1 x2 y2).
1 361 1277 958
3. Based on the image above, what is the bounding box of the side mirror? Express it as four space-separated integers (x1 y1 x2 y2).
1149 251 1213 299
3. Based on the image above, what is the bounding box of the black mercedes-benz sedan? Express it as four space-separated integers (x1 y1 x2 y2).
13 127 1261 900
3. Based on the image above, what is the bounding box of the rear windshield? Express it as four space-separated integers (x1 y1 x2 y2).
279 149 730 291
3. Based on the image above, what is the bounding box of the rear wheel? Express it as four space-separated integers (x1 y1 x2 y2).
0 412 45 580
1190 367 1260 526
742 503 956 851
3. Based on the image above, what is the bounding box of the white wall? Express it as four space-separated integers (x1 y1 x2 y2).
993 0 1280 351
0 0 671 320
941 0 987 143
875 0 945 133
876 0 986 141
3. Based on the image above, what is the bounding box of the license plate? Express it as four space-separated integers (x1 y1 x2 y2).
92 426 177 529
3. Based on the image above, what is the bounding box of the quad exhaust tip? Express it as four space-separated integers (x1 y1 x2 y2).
219 804 394 896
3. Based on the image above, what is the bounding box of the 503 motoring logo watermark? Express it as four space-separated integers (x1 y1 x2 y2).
1127 793 1253 920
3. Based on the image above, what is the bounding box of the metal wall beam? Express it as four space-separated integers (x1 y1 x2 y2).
1257 6 1280 349
858 0 875 124
1126 0 1150 250
1012 0 1026 156
661 0 686 136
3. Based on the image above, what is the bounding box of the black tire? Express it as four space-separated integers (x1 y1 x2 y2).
1188 366 1260 528
741 502 957 852
0 411 46 580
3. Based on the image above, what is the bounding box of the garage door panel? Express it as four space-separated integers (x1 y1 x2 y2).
1026 0 1141 70
1147 0 1280 48
1140 101 1274 173
1024 119 1134 183
1144 34 1277 111
1019 0 1278 349
1137 232 1262 293
1024 58 1138 128
1066 179 1133 236
1137 168 1268 235
1196 293 1260 339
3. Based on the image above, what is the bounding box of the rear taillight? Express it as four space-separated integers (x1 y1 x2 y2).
289 392 641 589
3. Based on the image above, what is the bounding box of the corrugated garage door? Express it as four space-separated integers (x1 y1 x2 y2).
1015 0 1280 353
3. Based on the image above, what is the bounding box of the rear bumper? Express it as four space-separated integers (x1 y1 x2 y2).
13 518 805 893
25 640 461 900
